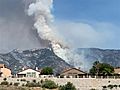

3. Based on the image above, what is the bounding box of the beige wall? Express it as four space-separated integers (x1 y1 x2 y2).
1 68 11 77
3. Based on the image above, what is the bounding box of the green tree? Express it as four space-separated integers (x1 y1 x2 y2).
41 67 53 75
59 82 76 90
42 79 58 89
90 61 114 75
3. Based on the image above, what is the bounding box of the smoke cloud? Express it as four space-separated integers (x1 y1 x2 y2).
25 0 85 68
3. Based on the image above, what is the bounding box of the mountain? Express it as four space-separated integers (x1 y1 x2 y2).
0 48 120 74
0 48 72 74
77 48 120 69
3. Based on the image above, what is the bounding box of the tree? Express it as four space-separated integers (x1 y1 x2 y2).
42 79 58 89
89 61 114 75
59 82 76 90
41 67 53 75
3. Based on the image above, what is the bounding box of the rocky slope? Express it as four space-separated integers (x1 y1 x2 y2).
77 48 120 69
0 48 120 74
0 48 72 74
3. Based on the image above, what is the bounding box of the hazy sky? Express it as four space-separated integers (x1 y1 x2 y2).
0 0 120 52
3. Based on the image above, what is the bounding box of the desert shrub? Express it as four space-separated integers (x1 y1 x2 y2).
32 79 36 83
108 85 114 89
40 79 43 84
90 89 97 90
14 82 20 86
1 81 9 85
22 83 25 86
102 86 107 89
3 78 7 81
20 87 26 90
60 75 64 78
26 82 41 87
119 85 120 87
21 79 26 82
9 82 12 85
114 85 118 88
59 82 76 90
42 80 58 89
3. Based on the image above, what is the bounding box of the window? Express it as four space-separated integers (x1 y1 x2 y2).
27 72 36 78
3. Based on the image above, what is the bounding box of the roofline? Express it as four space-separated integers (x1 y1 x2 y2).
61 68 87 74
18 68 40 74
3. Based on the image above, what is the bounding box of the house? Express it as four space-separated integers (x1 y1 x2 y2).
17 68 40 78
0 64 12 77
60 68 86 78
114 68 120 74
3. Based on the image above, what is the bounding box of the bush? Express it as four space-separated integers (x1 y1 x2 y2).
59 82 76 90
60 75 64 78
3 78 7 81
102 86 107 89
26 82 41 87
114 85 118 88
9 82 12 85
21 79 26 82
108 85 114 89
42 80 58 89
14 82 20 86
22 84 25 86
32 79 36 83
1 81 9 85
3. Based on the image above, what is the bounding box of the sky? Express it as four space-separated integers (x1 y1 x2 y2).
0 0 120 52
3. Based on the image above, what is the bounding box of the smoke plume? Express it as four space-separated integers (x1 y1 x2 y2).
25 0 84 68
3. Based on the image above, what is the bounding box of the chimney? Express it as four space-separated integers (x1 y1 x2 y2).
36 67 38 70
22 67 25 70
78 67 81 70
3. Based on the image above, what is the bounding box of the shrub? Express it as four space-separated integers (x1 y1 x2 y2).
14 82 20 86
1 81 9 85
22 84 25 86
114 85 118 88
60 75 64 78
3 78 7 81
102 86 107 89
119 85 120 87
59 82 76 90
108 85 114 89
9 82 12 85
26 82 41 87
40 79 43 84
32 79 36 83
42 80 58 89
90 89 97 90
21 79 26 82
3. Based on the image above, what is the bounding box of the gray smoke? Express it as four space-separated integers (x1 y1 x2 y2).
24 0 85 69
0 0 48 53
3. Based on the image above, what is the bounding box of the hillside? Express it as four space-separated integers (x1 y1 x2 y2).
0 48 72 74
77 48 120 69
0 48 120 74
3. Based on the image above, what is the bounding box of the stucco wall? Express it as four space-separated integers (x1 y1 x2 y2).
0 77 120 90
1 68 11 77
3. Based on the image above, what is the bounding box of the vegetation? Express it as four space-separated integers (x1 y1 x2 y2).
1 81 9 85
59 82 76 90
26 81 41 87
89 61 114 75
42 79 58 89
41 67 53 75
14 82 20 86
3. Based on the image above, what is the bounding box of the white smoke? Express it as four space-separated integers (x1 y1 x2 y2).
26 0 85 69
